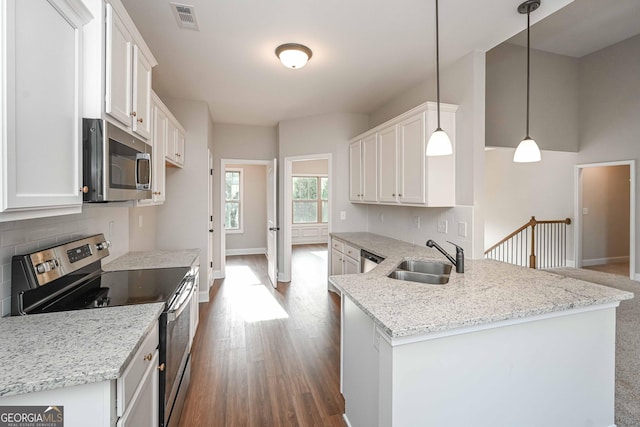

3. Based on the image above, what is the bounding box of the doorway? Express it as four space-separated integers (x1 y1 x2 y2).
282 153 332 283
219 159 277 286
574 160 636 279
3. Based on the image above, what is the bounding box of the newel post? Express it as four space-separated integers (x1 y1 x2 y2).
529 216 537 268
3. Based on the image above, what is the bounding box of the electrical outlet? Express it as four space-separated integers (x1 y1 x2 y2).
340 211 346 220
583 208 589 215
437 219 448 233
414 216 421 229
379 213 384 223
458 221 467 237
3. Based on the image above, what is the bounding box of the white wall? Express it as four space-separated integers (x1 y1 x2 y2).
582 165 631 264
485 43 579 152
578 34 640 276
211 123 277 272
0 205 130 316
225 164 267 253
292 159 328 175
278 113 370 275
155 97 212 294
367 51 486 258
484 148 577 257
128 206 158 251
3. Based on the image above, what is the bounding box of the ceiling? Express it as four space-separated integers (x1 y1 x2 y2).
119 0 589 126
506 0 640 58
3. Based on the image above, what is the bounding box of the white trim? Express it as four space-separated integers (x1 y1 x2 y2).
225 247 266 256
582 256 630 267
212 269 224 279
219 159 274 279
574 160 636 280
342 414 353 427
565 260 576 268
283 153 333 283
198 290 209 303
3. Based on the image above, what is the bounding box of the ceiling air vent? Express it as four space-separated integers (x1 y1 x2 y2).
170 2 199 31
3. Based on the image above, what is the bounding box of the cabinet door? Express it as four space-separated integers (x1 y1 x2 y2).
152 105 167 203
331 248 344 276
132 45 152 140
117 350 159 427
377 126 398 203
344 256 360 274
3 0 88 210
398 113 426 204
349 140 362 201
361 134 378 202
165 120 177 163
175 129 185 166
105 4 133 127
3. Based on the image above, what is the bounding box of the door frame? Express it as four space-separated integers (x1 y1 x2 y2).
282 153 332 282
219 158 273 278
574 160 636 279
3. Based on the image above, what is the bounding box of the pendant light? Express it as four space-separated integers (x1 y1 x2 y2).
426 0 452 157
513 0 542 163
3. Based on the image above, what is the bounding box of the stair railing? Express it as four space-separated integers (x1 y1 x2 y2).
484 216 572 269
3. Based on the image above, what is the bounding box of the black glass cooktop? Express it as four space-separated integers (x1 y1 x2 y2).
34 267 190 314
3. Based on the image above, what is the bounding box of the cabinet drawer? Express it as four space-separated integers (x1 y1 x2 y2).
117 321 159 416
344 244 360 261
331 239 345 253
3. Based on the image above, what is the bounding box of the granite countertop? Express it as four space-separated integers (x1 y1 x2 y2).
330 232 634 339
0 303 164 398
103 249 200 271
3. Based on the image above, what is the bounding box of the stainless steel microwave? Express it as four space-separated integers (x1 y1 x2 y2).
82 119 152 202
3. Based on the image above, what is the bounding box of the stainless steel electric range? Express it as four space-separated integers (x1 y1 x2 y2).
11 234 195 427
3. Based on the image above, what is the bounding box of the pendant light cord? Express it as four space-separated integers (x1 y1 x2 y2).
526 8 530 138
435 0 441 130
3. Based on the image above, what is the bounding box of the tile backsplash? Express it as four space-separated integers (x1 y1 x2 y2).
0 205 130 317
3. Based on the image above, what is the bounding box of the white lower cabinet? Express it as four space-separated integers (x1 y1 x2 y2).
330 238 360 275
117 350 158 427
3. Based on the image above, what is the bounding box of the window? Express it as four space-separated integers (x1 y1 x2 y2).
225 169 242 233
292 176 328 224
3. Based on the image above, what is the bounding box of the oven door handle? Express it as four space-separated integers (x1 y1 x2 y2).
167 275 196 322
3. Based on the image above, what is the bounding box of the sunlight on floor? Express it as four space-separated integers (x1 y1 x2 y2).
310 250 328 261
226 265 289 322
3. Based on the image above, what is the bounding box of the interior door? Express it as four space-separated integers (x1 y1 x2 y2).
208 150 214 288
267 159 278 288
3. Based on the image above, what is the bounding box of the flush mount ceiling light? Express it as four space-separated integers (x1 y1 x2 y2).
513 0 542 163
275 43 313 69
426 0 453 157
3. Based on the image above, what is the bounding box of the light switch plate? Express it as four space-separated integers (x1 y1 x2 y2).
458 221 467 237
583 208 589 215
437 219 448 234
340 211 346 220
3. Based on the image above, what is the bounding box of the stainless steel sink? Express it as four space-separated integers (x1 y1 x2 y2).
388 270 450 285
397 260 452 275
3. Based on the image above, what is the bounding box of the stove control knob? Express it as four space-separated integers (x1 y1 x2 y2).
96 240 111 251
36 263 47 274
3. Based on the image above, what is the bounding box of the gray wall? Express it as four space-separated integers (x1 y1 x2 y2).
277 113 370 277
582 165 630 264
211 123 277 271
156 97 212 293
225 164 267 252
485 43 579 152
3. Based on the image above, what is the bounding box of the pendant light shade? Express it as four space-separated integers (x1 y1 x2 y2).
275 43 312 69
513 0 541 163
426 0 452 157
427 128 453 156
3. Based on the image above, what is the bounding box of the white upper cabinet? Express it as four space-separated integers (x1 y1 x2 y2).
166 120 186 168
349 101 457 207
0 0 92 220
84 0 157 140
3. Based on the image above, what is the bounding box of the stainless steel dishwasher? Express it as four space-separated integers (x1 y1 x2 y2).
361 250 385 273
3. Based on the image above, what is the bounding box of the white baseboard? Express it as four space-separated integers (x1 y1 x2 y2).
212 270 224 279
582 256 629 267
292 239 328 245
635 273 640 281
565 260 576 268
342 414 352 427
278 272 291 283
198 290 209 303
225 247 266 256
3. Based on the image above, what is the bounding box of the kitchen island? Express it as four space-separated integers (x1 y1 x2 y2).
329 232 633 427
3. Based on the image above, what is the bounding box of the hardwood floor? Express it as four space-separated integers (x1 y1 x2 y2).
583 261 630 277
178 244 345 427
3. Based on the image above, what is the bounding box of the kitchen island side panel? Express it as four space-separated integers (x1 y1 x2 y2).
384 306 616 427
